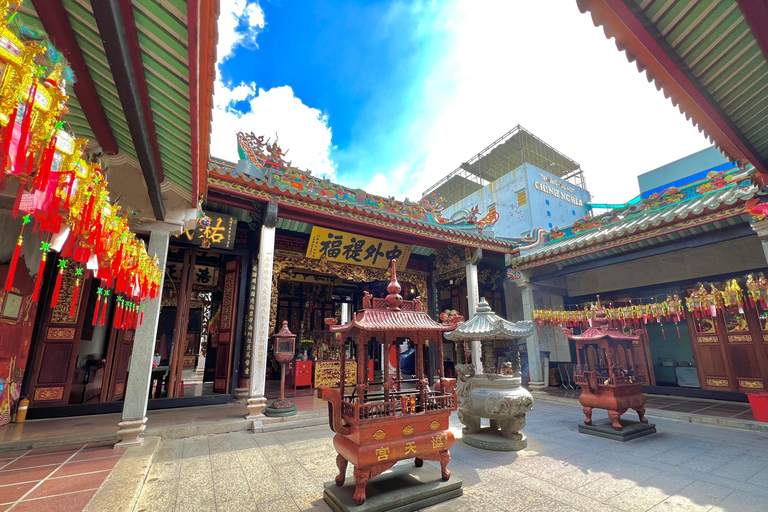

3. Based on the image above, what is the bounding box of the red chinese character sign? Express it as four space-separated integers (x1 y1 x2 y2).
305 226 412 271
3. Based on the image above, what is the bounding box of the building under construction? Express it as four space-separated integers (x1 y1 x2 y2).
422 125 591 239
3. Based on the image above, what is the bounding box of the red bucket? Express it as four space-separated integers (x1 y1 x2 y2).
747 393 768 423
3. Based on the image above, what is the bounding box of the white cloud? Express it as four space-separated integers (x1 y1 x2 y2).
211 1 336 179
403 0 709 204
210 84 336 179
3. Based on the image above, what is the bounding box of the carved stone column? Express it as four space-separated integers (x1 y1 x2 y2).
465 261 483 373
246 203 278 418
116 230 170 447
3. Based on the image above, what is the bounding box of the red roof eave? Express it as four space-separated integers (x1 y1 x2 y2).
576 0 768 176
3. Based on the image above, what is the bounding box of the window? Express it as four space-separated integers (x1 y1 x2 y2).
547 211 551 217
517 190 527 206
572 210 576 215
548 222 553 228
545 199 550 205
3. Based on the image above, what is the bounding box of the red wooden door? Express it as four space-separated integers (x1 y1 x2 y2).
27 263 92 407
686 313 735 391
213 258 240 393
107 329 135 401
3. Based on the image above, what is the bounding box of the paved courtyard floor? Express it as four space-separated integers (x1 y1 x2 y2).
133 400 768 512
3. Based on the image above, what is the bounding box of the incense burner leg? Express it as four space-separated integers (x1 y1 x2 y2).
582 406 593 425
460 411 481 434
608 410 624 430
414 457 423 467
500 415 525 441
489 419 501 431
635 406 649 424
353 466 371 505
335 454 348 486
439 450 451 481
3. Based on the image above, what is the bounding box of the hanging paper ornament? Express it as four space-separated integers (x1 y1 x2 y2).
5 213 31 291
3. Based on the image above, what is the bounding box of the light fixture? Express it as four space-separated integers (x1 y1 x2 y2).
410 288 415 294
449 279 454 285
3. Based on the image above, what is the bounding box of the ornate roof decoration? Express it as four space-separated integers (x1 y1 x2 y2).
232 132 499 231
444 298 533 342
208 154 515 252
513 175 757 269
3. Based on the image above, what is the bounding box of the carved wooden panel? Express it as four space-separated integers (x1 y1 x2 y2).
46 327 75 340
33 386 64 401
50 265 83 324
214 257 240 394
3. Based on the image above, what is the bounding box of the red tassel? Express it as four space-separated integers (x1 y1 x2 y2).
676 324 681 339
100 291 109 326
114 299 123 329
70 277 79 318
50 263 66 309
661 327 666 341
140 309 144 326
92 292 101 326
32 251 47 302
4 235 22 291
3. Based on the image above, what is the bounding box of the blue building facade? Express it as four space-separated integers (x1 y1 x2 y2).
443 163 591 239
637 147 735 198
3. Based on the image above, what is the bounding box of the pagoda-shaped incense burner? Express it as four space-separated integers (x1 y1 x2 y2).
564 296 655 438
318 260 459 506
445 298 533 451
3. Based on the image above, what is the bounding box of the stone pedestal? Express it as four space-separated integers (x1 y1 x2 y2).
579 419 657 441
463 427 527 451
323 463 462 512
116 417 147 448
264 404 297 417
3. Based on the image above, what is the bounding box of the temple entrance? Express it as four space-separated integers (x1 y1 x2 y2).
154 247 242 398
265 254 428 399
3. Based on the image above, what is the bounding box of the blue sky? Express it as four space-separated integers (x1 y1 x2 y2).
211 0 710 204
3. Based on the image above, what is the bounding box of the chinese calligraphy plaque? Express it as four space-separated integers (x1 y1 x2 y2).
305 227 412 270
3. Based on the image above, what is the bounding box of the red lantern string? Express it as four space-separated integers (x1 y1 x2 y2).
50 259 67 308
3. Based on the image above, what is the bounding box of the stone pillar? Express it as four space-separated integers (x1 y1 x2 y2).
246 203 278 418
465 261 483 374
116 230 170 447
517 273 546 394
235 253 259 401
752 219 768 263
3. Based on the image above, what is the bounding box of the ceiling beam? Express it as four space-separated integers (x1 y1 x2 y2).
91 0 166 220
736 1 768 64
577 0 768 175
32 0 118 155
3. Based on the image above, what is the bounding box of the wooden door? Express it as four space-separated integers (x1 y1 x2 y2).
168 250 195 397
104 328 135 401
27 262 92 407
213 258 240 393
726 302 768 393
686 313 735 391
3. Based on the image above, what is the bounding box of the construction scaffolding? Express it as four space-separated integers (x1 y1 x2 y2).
422 125 586 208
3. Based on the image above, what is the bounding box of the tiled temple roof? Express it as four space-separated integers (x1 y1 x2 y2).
207 157 517 252
514 178 757 269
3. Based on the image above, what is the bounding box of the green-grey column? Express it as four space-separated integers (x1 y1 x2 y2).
465 261 483 373
116 230 169 447
518 273 546 392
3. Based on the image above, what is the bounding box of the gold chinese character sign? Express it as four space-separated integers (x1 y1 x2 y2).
174 213 237 249
305 227 412 270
